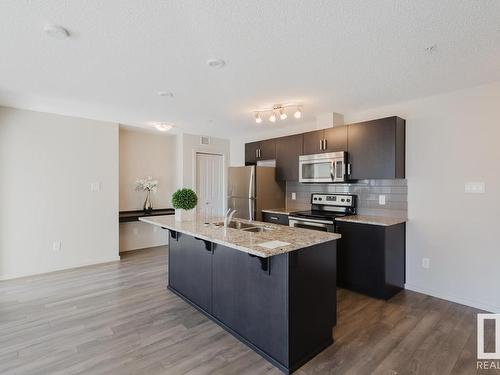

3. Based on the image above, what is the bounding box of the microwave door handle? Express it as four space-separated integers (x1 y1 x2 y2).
330 161 335 181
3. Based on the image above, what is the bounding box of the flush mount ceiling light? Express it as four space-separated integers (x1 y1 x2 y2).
254 104 302 124
149 122 174 132
206 58 226 69
158 91 174 97
44 24 70 39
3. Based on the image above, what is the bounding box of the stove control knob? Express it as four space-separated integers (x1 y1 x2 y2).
341 199 345 202
318 197 323 201
313 198 317 201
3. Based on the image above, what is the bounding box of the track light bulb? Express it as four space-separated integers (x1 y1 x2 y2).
269 112 277 123
294 107 302 119
279 108 287 120
255 112 262 124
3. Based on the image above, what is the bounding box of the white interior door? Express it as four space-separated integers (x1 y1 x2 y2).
196 153 224 219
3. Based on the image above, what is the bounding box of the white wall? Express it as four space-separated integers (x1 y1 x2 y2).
230 81 500 312
0 107 119 280
345 82 500 312
119 128 176 252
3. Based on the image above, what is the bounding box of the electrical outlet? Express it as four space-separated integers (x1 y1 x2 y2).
52 241 62 252
291 192 296 200
378 195 386 205
422 258 430 269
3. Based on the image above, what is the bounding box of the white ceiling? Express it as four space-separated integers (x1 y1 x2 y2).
1 0 500 138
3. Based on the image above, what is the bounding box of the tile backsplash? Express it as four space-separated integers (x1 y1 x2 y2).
286 180 407 218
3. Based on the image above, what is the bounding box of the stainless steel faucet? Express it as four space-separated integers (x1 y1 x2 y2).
224 209 237 228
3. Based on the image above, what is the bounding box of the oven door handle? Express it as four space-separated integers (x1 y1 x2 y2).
289 218 332 228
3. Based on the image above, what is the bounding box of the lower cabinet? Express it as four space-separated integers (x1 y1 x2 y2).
168 232 213 312
336 221 405 300
212 244 288 365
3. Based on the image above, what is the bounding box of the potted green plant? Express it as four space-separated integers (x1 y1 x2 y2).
172 188 198 222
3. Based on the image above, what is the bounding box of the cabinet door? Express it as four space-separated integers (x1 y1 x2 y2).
168 232 213 312
323 126 347 152
302 130 324 155
347 117 405 179
276 134 303 181
336 222 385 297
212 244 288 365
258 139 276 160
245 142 259 165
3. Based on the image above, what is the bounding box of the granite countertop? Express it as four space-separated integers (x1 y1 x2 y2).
261 208 294 215
139 215 340 258
335 215 407 226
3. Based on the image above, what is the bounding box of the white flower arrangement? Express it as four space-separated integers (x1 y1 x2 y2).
135 177 158 193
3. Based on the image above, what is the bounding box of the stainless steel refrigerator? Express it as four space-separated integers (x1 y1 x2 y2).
227 166 285 221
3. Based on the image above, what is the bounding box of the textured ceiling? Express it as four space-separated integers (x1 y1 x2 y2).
1 0 499 137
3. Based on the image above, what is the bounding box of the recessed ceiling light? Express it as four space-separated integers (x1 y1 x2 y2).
158 91 174 97
44 24 70 39
149 122 174 132
425 45 437 54
207 59 226 69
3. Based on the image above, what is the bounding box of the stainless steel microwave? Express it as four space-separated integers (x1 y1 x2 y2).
298 152 347 183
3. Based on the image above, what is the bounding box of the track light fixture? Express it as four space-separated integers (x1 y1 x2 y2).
253 104 303 124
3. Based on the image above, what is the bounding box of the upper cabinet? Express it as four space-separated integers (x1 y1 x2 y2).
276 134 303 181
245 139 276 164
347 116 405 180
244 116 405 181
303 126 347 155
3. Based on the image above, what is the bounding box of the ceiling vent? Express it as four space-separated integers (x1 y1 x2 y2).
200 136 211 145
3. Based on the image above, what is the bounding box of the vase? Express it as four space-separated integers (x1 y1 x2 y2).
175 208 194 222
143 190 153 213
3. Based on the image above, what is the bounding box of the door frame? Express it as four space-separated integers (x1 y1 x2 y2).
193 151 226 215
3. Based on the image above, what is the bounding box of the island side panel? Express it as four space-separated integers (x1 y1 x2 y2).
288 240 337 370
212 243 289 367
168 231 213 313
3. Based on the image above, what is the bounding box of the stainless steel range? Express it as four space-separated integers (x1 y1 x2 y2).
289 193 356 232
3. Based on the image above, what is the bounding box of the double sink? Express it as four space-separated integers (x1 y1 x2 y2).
213 221 273 233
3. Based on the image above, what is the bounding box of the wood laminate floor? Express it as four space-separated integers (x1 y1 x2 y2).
0 246 492 375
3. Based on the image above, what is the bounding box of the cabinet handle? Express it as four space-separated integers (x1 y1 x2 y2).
319 139 323 150
347 163 352 176
256 149 258 158
259 149 261 158
270 216 279 220
323 139 327 150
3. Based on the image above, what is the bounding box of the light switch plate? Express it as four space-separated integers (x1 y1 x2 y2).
465 182 485 194
422 258 430 269
90 182 102 192
378 195 386 205
291 192 296 200
52 241 62 252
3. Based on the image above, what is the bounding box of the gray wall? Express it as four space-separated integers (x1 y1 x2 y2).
286 179 407 218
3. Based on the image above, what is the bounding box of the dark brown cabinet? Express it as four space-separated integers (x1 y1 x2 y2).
245 139 276 164
324 126 348 153
302 130 324 154
336 221 405 300
303 126 347 155
347 116 405 180
244 116 405 181
275 134 303 181
168 233 213 312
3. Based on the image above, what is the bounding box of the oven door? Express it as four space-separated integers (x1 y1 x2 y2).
289 217 335 232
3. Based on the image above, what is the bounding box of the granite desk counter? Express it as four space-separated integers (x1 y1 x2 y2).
140 215 340 374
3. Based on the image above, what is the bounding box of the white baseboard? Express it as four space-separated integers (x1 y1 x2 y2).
405 283 500 313
0 256 121 281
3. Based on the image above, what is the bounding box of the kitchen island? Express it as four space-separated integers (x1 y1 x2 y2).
139 215 340 374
